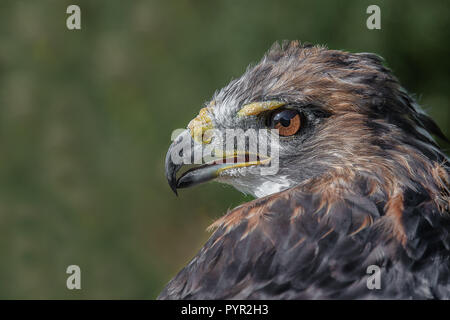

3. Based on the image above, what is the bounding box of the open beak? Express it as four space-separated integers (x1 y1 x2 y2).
165 131 270 195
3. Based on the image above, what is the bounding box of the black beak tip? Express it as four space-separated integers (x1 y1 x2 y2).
166 169 179 196
165 146 180 197
170 182 178 196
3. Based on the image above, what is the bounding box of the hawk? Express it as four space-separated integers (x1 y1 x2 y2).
160 41 450 299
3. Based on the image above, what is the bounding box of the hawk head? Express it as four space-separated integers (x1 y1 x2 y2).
165 41 448 199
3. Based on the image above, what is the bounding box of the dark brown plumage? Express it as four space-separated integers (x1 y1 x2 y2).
161 41 450 299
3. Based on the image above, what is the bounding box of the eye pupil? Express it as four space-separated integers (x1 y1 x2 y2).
280 118 291 127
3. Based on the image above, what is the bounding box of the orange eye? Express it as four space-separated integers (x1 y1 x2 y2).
270 109 301 136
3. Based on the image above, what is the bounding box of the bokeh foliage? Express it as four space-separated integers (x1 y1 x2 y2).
0 0 448 298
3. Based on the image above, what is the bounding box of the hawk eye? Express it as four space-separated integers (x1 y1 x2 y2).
269 109 301 136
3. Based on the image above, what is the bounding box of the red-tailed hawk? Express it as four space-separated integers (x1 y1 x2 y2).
161 41 450 299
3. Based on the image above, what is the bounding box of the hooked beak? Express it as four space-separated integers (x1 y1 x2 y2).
165 131 270 195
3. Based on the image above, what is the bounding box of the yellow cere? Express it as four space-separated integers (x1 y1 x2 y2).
237 100 285 117
188 107 213 144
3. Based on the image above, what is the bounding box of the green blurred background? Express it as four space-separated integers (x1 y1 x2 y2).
0 0 448 299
